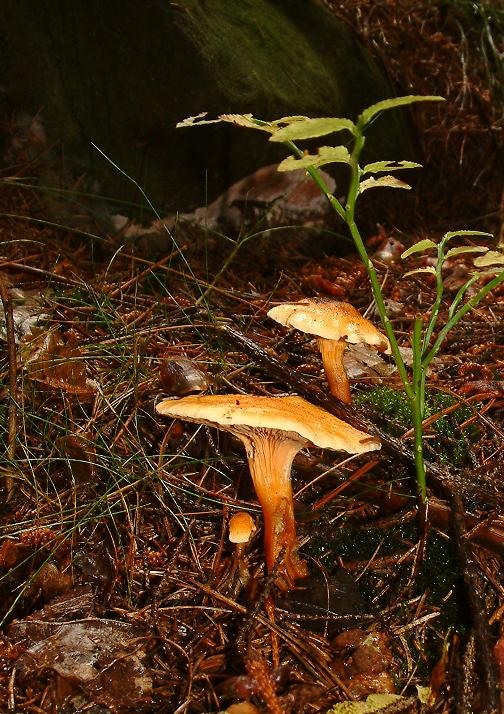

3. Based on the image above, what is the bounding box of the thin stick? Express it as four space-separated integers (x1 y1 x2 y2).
311 458 380 510
0 275 18 497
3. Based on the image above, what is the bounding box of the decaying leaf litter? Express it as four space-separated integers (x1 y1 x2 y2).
0 143 503 713
1 8 504 714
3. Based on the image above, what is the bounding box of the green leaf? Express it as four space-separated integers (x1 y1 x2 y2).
473 250 504 267
474 267 504 276
359 95 445 127
403 267 436 277
362 160 422 175
176 112 223 128
401 239 437 258
269 117 356 142
445 246 488 258
270 115 309 126
277 145 351 171
177 112 275 132
442 229 493 242
359 175 411 193
218 113 274 132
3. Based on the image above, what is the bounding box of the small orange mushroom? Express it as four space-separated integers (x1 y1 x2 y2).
229 512 256 545
156 394 380 590
268 299 391 403
229 512 256 586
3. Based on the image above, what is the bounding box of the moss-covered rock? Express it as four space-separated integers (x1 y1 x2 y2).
1 1 416 213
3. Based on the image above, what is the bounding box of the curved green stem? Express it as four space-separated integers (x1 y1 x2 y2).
346 219 413 399
282 127 426 496
411 317 427 502
423 268 504 369
448 275 479 320
422 242 445 354
283 139 347 221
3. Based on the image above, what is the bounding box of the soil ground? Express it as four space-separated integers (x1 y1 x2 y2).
0 2 503 711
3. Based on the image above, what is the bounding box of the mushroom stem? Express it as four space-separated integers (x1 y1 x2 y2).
235 428 308 589
317 337 351 403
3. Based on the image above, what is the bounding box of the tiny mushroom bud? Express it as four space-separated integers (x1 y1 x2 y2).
229 512 256 544
156 394 380 590
229 512 256 587
267 299 391 403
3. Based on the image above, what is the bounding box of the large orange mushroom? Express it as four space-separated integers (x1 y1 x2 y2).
156 394 380 590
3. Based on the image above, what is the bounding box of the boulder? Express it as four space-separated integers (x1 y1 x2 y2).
1 0 415 212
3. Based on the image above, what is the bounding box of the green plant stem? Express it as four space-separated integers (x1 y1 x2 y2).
423 268 504 368
348 218 427 502
448 275 479 319
346 220 413 397
422 242 446 354
324 133 429 500
283 140 346 221
411 317 427 502
286 132 428 499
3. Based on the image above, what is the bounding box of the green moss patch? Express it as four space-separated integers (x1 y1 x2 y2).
355 386 479 466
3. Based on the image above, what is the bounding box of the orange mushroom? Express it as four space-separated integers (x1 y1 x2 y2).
229 512 256 586
156 394 380 590
229 512 256 545
268 299 391 403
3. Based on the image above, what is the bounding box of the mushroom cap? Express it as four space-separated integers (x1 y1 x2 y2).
267 299 391 353
229 512 256 543
156 394 380 454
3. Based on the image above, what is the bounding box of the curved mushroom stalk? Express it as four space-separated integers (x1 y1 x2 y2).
235 428 309 590
317 337 351 403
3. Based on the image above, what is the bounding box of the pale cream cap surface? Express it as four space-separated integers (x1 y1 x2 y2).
156 394 380 454
268 299 391 353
